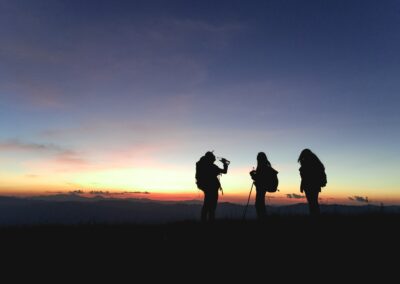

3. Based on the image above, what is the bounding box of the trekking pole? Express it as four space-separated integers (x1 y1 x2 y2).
242 182 254 220
218 175 223 195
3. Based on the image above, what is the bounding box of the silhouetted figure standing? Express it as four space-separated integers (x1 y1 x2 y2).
298 149 327 217
250 152 278 220
196 151 229 223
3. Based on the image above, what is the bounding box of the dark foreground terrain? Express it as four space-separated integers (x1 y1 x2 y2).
1 215 398 279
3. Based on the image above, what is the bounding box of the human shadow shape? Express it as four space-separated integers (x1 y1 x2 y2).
248 152 278 221
298 148 327 217
195 151 229 223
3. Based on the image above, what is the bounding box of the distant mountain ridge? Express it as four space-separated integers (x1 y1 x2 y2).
0 195 399 225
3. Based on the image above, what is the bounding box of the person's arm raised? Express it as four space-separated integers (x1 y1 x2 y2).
220 162 229 174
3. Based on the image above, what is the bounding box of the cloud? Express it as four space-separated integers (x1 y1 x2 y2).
45 122 185 168
0 139 89 164
87 191 150 195
1 139 92 172
286 193 305 199
349 196 369 203
53 151 89 166
65 190 151 196
18 134 179 173
0 139 64 153
88 191 110 195
69 190 84 195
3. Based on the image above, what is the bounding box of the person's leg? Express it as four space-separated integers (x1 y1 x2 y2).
314 191 320 216
255 190 266 220
305 190 313 215
208 190 219 222
305 190 320 217
201 191 209 222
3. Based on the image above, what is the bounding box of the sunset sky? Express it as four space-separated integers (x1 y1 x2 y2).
1 0 399 204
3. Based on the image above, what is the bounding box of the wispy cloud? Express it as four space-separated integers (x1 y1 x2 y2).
39 120 190 169
349 196 369 203
69 190 84 195
88 190 150 195
0 139 87 164
0 139 63 153
54 151 88 166
67 190 150 195
0 139 92 172
286 193 305 199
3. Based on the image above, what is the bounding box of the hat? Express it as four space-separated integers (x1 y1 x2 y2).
204 151 215 160
204 151 215 158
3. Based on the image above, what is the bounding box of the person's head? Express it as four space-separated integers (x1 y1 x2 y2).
204 151 216 163
298 148 323 168
297 149 312 163
298 148 312 164
257 152 271 167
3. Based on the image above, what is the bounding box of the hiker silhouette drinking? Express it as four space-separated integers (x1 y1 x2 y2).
249 152 278 220
195 151 229 223
298 149 327 217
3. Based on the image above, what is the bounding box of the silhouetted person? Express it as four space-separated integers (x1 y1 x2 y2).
298 149 327 217
196 151 229 223
250 152 278 220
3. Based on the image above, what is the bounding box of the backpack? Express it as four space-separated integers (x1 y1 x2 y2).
195 158 206 190
320 170 327 187
267 168 279 193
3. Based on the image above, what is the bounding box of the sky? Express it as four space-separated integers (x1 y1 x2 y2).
0 0 399 204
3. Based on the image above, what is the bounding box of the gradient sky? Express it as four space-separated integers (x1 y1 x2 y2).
1 0 399 204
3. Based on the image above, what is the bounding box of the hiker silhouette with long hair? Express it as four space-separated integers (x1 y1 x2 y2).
250 152 278 220
298 149 327 217
195 151 229 223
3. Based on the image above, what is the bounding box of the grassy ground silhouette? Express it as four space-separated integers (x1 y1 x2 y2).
2 214 398 247
1 214 398 278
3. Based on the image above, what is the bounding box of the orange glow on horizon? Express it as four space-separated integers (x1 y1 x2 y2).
1 186 399 205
